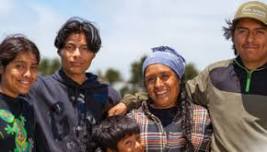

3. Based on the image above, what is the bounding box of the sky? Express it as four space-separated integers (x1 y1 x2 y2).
0 0 261 79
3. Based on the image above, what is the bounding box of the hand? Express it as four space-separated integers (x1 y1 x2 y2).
108 102 128 116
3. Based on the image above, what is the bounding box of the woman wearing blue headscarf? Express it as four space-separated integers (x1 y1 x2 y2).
126 46 212 152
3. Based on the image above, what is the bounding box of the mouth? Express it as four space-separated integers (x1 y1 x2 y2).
155 90 168 97
19 80 33 88
243 45 258 50
70 62 83 66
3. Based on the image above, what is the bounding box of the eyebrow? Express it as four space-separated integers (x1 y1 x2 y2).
65 42 87 45
236 25 267 30
13 60 38 65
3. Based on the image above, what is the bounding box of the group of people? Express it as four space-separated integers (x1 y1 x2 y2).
0 17 120 152
0 1 267 152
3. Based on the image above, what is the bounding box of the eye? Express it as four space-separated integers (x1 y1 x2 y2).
15 63 26 70
125 140 133 147
160 73 169 81
64 44 75 51
236 28 247 34
31 64 38 72
145 76 156 85
79 45 89 52
255 29 266 35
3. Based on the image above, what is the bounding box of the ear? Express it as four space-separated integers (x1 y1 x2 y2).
57 49 62 56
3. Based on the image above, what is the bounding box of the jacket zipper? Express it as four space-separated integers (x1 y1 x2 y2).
233 59 265 93
245 71 253 93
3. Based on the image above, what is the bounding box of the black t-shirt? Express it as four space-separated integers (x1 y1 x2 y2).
0 93 35 152
148 105 178 127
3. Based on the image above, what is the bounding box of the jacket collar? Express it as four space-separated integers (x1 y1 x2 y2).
52 68 99 89
234 56 267 71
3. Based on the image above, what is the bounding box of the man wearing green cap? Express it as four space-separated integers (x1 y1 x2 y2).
108 1 267 151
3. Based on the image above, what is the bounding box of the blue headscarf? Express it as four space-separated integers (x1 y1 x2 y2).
142 46 186 79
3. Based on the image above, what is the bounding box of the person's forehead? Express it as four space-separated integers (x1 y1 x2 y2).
65 33 86 42
235 18 267 28
119 133 139 142
14 51 37 61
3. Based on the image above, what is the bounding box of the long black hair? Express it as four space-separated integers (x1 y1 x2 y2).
177 76 193 151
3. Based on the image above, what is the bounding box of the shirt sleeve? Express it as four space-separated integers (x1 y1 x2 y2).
186 67 210 106
121 92 148 111
191 104 212 152
108 85 121 105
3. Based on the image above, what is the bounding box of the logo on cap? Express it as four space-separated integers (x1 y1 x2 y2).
241 6 266 18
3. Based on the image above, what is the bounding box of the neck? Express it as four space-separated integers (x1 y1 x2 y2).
65 72 86 85
244 61 266 70
150 103 176 109
0 86 17 98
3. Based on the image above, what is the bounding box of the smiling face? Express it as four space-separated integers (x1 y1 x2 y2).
59 32 95 83
233 18 267 69
144 64 180 109
115 134 144 152
0 51 38 97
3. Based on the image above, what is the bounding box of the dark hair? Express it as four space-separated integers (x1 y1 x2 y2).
223 19 267 55
223 19 238 55
54 16 101 53
92 115 140 151
0 34 40 80
177 76 193 151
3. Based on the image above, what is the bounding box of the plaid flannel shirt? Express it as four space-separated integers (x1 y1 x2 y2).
128 100 211 152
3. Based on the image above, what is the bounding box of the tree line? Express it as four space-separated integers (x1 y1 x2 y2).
38 56 199 96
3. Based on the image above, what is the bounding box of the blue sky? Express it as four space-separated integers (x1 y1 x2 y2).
0 0 258 79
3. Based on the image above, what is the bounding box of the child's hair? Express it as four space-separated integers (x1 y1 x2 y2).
92 115 140 151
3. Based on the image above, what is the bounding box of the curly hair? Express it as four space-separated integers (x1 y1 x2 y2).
54 16 101 53
223 19 238 55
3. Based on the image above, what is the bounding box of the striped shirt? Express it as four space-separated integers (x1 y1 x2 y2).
128 101 211 152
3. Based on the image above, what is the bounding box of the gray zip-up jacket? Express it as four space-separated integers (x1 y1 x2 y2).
186 57 267 152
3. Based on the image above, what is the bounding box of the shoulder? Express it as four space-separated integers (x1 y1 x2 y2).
31 74 57 90
107 85 121 103
206 59 234 71
86 72 121 102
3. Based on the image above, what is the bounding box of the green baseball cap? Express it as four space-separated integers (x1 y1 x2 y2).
234 1 267 25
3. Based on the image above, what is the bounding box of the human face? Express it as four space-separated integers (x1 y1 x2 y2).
144 64 180 109
115 134 144 152
60 33 95 83
0 51 38 98
233 18 267 69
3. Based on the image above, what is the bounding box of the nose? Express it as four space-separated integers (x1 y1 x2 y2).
154 77 164 88
246 31 255 43
23 68 32 78
135 141 144 152
73 47 81 57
